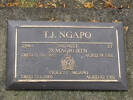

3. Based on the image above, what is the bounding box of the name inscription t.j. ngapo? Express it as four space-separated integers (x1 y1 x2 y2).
42 31 92 39
6 21 127 90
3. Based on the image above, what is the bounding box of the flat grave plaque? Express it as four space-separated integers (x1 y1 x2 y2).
6 21 127 90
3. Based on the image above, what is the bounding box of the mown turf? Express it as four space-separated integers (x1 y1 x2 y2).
0 8 133 100
0 0 132 8
0 1 133 100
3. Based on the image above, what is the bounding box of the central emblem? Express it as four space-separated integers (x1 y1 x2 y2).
61 54 75 71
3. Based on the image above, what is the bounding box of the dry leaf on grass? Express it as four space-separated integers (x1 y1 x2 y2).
84 2 94 8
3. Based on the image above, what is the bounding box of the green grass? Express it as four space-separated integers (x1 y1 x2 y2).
0 0 132 8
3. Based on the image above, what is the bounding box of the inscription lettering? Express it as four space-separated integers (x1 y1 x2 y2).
42 31 92 39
